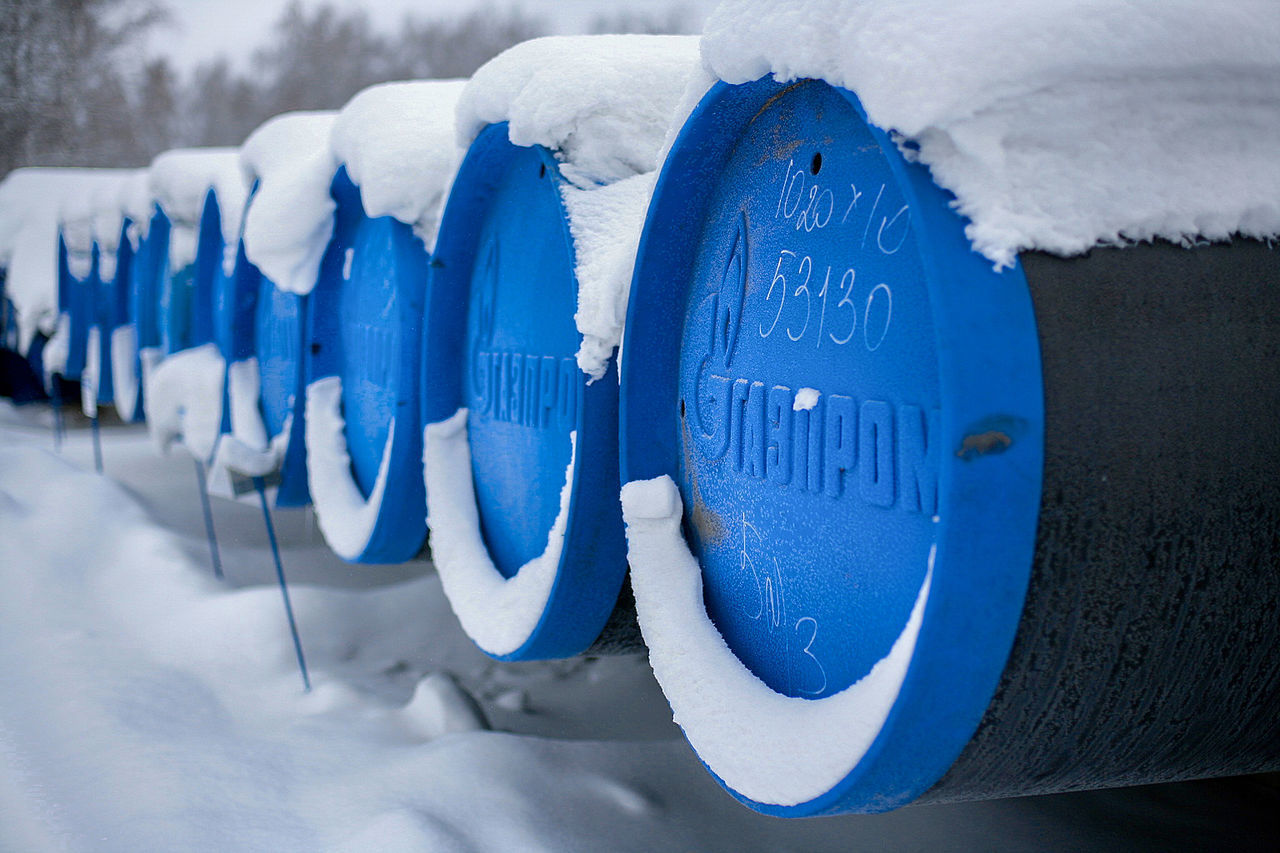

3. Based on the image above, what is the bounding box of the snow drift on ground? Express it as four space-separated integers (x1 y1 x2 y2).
240 111 338 296
455 35 701 381
0 169 125 351
3 406 1278 852
701 0 1280 266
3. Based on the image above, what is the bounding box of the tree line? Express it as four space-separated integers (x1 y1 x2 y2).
2 0 694 177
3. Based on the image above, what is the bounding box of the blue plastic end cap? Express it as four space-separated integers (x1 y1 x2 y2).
620 77 1044 815
306 165 428 562
423 123 628 661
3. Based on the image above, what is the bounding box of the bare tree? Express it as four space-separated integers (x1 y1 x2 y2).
392 9 546 80
587 9 702 35
1 0 166 173
2 0 561 176
251 1 393 115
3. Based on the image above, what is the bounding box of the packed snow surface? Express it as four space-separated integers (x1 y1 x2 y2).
208 358 290 496
149 148 246 270
242 81 465 296
702 0 1280 266
90 169 149 282
0 169 122 350
423 410 570 657
456 35 699 380
622 476 930 806
240 112 338 296
3 406 1279 849
304 376 396 561
331 80 466 251
560 173 657 381
457 36 699 186
118 169 155 247
40 313 71 383
110 324 140 421
143 343 226 462
80 326 101 417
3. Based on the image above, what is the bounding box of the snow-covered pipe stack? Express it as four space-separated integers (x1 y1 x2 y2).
207 110 336 506
57 194 100 390
74 169 149 418
272 80 466 563
143 148 243 461
617 0 1280 817
147 149 242 357
421 35 700 660
110 170 155 422
0 169 115 362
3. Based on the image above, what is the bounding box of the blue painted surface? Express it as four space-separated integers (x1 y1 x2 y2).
91 238 116 406
60 232 94 381
1 269 17 351
422 122 628 660
159 220 195 357
191 188 223 349
305 166 427 562
132 206 169 355
214 192 258 438
247 180 311 508
106 217 143 421
621 78 1044 815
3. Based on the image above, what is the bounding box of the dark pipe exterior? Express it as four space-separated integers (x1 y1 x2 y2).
926 238 1280 802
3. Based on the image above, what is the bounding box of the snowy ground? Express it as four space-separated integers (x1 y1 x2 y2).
2 400 1278 851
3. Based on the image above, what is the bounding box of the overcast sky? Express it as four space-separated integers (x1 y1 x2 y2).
152 0 719 73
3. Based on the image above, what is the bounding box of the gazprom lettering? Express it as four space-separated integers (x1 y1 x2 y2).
689 377 938 514
471 350 578 430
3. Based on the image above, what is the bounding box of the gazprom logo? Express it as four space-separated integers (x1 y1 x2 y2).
688 377 939 514
684 211 939 514
468 236 578 431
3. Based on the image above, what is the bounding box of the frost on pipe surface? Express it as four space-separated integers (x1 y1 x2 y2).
620 78 1044 815
303 167 427 564
422 123 629 661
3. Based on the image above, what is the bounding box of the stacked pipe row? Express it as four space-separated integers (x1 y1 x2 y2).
1 18 1278 819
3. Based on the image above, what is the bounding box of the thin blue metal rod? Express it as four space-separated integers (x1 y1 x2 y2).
254 476 311 693
192 459 223 580
90 414 103 473
50 377 64 452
